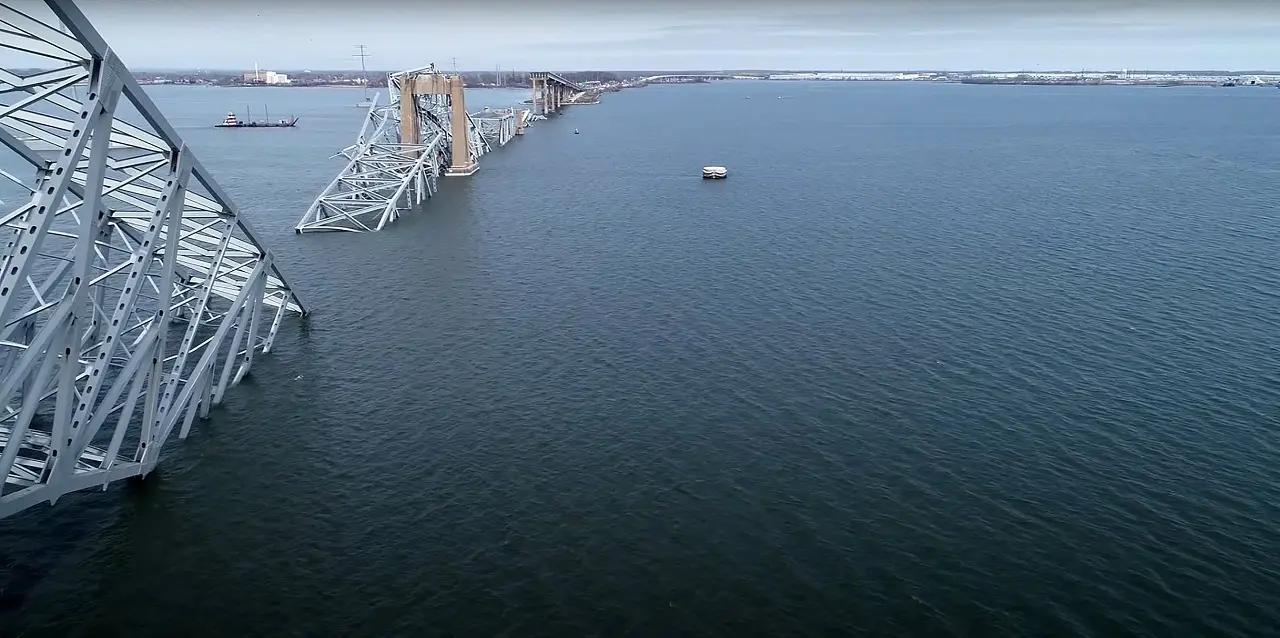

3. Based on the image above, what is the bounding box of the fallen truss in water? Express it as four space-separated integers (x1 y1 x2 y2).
0 0 305 519
294 90 446 233
295 66 532 233
471 107 524 149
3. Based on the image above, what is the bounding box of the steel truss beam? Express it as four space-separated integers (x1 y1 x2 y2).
295 88 444 233
297 66 524 234
471 107 525 149
0 0 305 519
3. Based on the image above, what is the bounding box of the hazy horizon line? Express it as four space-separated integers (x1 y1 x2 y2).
132 67 1280 74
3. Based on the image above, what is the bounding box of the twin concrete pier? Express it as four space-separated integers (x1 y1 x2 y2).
398 72 479 176
297 67 596 233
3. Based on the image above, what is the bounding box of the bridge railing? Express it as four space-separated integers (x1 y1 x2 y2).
530 71 585 92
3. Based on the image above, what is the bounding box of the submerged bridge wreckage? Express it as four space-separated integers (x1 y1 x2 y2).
0 0 305 519
295 67 590 233
0 1 590 518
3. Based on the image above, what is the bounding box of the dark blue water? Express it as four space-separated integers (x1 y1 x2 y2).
3 82 1279 636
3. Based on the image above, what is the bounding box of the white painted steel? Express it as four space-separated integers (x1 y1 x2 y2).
298 68 549 234
471 108 525 148
294 88 445 233
0 0 305 519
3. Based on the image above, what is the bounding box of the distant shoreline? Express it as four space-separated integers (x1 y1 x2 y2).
138 82 535 89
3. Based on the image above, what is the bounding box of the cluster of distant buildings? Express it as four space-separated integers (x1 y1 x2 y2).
768 72 947 81
764 70 1280 86
133 67 1280 90
242 69 291 85
135 65 625 89
960 71 1280 86
137 69 374 87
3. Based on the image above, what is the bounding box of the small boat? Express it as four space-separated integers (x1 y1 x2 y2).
573 128 580 135
702 166 727 179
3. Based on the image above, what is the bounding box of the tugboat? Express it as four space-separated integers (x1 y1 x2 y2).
214 109 298 128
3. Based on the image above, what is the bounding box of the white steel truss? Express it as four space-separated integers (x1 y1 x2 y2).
0 0 305 519
471 107 526 149
295 66 505 234
294 87 445 233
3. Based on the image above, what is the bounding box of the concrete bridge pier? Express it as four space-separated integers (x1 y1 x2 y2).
399 79 419 150
531 75 544 114
444 75 478 176
401 71 479 176
530 72 583 116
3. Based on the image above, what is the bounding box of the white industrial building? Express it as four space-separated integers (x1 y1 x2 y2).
242 67 292 85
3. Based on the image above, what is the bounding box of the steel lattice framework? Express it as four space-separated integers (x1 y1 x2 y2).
471 107 523 148
294 87 446 233
296 66 531 234
0 0 305 519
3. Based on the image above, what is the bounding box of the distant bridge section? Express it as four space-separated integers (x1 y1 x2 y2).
530 72 588 115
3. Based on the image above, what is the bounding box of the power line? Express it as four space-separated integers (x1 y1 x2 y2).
354 44 370 75
354 45 371 104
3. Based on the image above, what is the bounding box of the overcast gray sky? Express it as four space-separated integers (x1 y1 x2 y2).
77 1 1280 72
